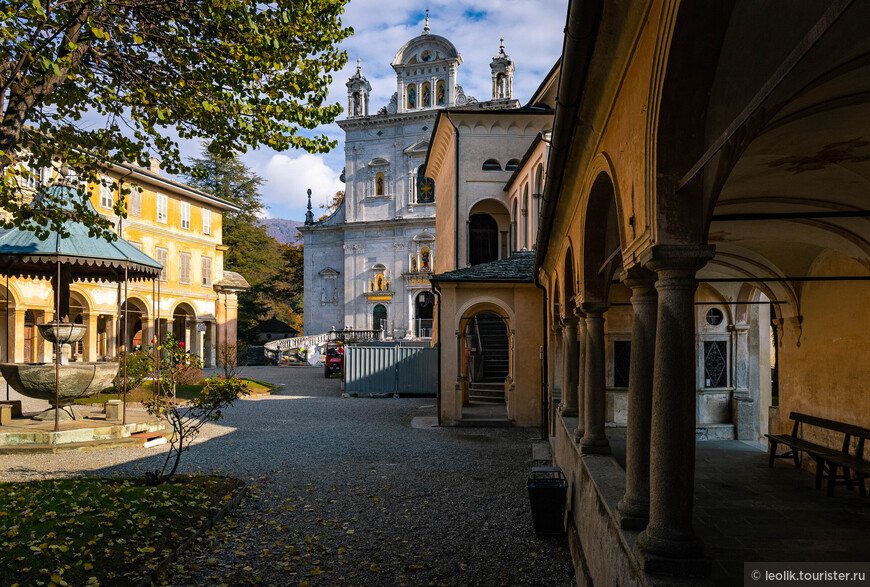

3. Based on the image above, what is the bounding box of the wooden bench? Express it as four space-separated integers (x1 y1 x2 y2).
765 412 870 497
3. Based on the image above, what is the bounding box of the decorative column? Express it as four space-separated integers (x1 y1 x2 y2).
141 318 154 350
12 309 26 363
105 315 117 359
85 313 99 362
730 323 754 440
617 268 658 529
551 321 563 408
560 316 579 417
573 306 587 441
35 310 53 362
634 245 714 575
189 320 202 358
204 322 216 368
580 302 610 454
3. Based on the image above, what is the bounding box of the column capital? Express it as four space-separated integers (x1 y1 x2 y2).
580 301 609 317
639 244 715 273
620 266 657 289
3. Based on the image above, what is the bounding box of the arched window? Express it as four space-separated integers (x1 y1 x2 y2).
421 247 431 271
482 159 502 171
352 92 361 116
375 172 385 196
505 159 520 171
407 84 416 109
436 80 446 105
422 82 431 107
496 73 506 99
373 304 387 331
469 214 499 265
417 166 435 203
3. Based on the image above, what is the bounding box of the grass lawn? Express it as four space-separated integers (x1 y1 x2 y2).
0 475 243 587
72 378 274 405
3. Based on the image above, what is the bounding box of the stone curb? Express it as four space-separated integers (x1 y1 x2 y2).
136 477 248 587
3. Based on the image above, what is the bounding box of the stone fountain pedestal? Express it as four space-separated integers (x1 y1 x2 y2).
0 323 118 421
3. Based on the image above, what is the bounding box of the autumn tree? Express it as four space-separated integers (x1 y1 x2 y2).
0 1 351 240
317 190 344 221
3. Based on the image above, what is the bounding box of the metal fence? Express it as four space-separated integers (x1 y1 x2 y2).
345 345 437 397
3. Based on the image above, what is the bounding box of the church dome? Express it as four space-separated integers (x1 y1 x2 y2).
392 33 461 68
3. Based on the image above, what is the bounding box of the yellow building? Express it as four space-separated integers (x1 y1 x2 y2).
1 159 247 368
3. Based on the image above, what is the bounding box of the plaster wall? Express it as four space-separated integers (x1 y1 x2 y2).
774 253 870 439
437 282 542 426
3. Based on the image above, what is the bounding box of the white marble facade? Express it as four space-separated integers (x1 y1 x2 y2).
301 22 480 338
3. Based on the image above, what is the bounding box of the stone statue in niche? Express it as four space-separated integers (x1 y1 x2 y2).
408 87 416 108
423 85 431 107
437 84 445 105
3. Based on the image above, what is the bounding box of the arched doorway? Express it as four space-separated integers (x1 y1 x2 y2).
120 297 149 353
372 304 387 332
469 214 498 265
465 311 509 385
414 291 434 337
173 302 196 350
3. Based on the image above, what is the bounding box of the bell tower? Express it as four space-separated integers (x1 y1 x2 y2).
346 59 372 118
490 39 514 101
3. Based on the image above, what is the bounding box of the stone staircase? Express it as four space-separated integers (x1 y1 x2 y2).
469 382 505 404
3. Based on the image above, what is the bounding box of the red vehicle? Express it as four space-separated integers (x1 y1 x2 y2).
323 341 344 378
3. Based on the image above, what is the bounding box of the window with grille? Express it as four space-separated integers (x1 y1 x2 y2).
180 201 191 230
179 252 191 284
99 177 114 209
156 194 168 224
129 187 142 218
613 340 631 388
201 256 212 286
156 247 168 281
202 208 211 234
704 340 728 388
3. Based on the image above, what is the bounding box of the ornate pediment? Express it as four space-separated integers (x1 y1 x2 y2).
318 267 340 277
403 139 430 156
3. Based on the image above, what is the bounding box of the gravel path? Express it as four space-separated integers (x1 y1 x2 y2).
0 366 576 586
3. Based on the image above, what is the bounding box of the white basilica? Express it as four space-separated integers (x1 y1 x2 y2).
300 18 518 338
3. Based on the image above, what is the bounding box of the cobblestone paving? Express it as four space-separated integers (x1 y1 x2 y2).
0 366 576 586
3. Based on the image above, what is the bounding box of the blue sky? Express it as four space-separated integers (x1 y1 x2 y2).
183 1 569 220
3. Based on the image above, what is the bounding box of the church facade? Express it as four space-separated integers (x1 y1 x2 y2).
301 20 517 338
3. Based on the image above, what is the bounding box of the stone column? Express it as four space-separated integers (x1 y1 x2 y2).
573 307 587 441
105 315 117 359
189 320 203 358
617 268 658 529
730 323 754 440
634 245 714 575
551 322 563 409
141 318 154 350
12 309 26 363
85 313 99 362
580 302 610 454
560 317 579 417
35 310 53 363
204 322 216 368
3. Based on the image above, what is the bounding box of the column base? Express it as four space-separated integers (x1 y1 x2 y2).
579 436 611 454
616 497 649 530
560 406 578 418
633 530 710 576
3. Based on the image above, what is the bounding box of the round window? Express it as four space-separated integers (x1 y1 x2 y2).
705 308 724 326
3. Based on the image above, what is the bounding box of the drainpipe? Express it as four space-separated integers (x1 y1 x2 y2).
444 113 460 270
536 277 549 441
432 279 443 426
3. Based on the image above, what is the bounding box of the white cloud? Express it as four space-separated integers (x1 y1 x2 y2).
257 153 345 219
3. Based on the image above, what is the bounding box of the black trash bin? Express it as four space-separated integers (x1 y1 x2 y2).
527 466 567 536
